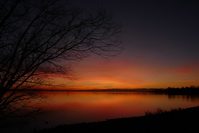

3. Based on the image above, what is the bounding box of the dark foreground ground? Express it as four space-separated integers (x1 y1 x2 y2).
39 106 199 133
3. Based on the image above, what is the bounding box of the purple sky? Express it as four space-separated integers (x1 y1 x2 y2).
57 0 199 89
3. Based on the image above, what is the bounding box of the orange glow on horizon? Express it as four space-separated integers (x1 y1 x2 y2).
35 57 199 90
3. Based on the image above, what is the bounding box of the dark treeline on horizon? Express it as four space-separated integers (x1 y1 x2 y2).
10 86 199 93
150 86 199 95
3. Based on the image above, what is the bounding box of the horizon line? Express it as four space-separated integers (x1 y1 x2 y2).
11 86 199 92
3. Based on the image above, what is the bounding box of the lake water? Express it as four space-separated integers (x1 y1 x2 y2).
1 91 199 133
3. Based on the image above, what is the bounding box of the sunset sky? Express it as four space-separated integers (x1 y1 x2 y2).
47 0 199 89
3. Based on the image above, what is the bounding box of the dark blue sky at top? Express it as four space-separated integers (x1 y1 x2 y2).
71 0 199 63
67 0 199 88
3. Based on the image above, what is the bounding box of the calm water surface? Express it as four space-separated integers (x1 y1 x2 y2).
2 91 199 132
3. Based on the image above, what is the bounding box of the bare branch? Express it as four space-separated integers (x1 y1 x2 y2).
0 0 122 118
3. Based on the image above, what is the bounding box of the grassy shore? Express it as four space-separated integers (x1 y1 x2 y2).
38 106 199 133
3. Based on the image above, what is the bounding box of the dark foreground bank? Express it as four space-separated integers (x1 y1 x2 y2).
38 106 199 133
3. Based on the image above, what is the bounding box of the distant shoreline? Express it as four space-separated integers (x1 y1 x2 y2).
11 88 154 92
10 86 199 95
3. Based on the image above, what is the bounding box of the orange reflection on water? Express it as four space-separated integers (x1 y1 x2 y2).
37 92 199 125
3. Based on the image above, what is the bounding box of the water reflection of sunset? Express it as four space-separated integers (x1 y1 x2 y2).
2 1 199 133
36 92 199 125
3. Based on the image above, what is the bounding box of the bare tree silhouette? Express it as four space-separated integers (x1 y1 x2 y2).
0 0 121 117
